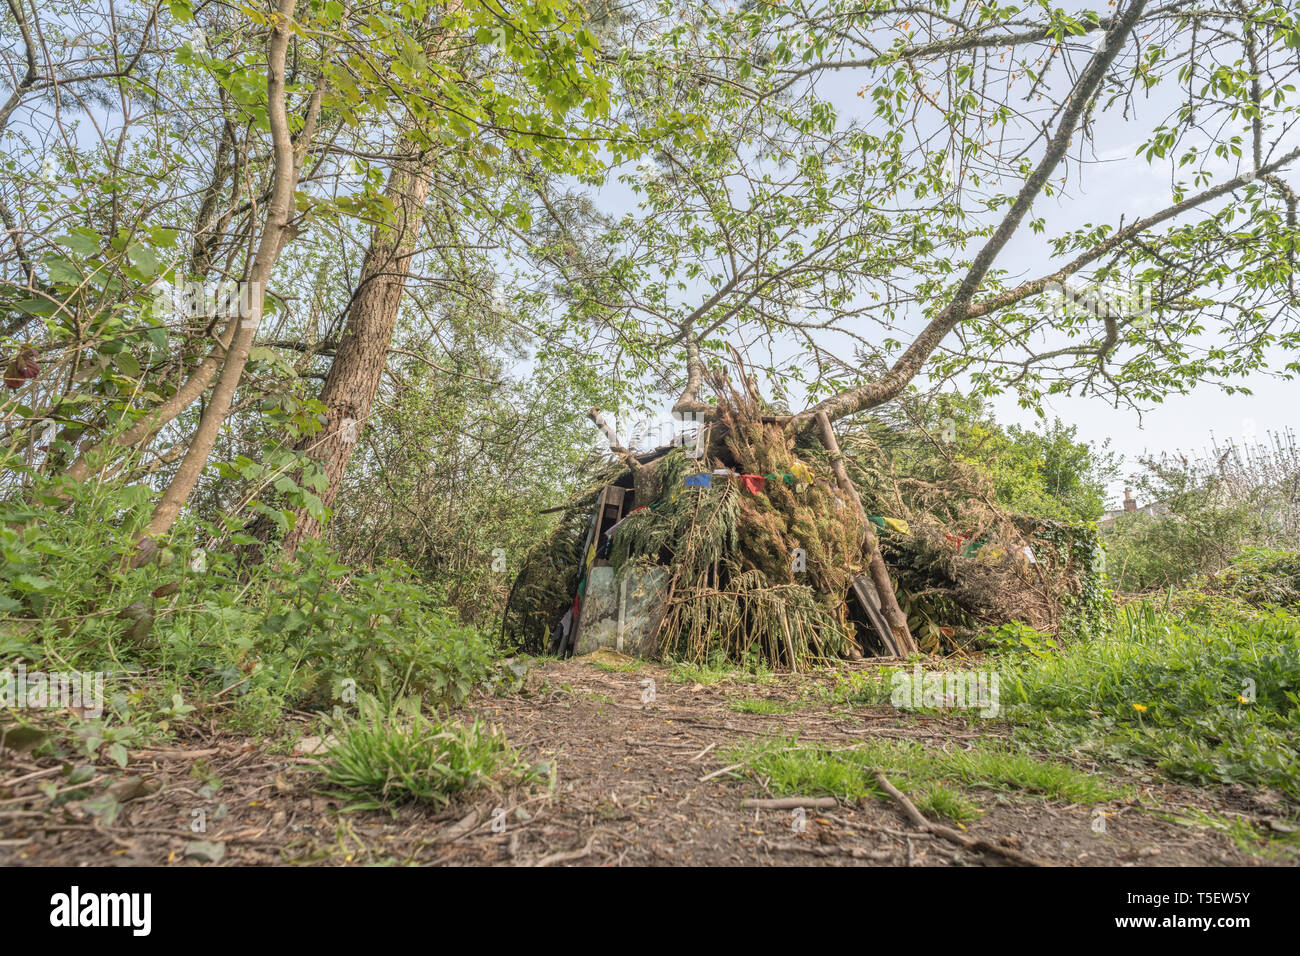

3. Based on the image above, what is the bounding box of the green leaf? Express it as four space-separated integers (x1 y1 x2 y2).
0 725 48 752
149 225 180 248
125 241 159 278
113 351 141 378
107 742 130 768
44 256 82 286
81 792 123 825
55 230 101 257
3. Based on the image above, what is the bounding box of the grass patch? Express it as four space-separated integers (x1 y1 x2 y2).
1155 807 1300 861
728 697 794 714
937 746 1115 801
724 736 1117 823
669 658 775 686
583 650 642 673
997 602 1300 800
590 660 639 673
317 702 536 811
804 670 895 708
912 785 981 823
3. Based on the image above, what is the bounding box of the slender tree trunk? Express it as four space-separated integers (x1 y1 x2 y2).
65 304 239 486
278 141 437 553
143 0 316 539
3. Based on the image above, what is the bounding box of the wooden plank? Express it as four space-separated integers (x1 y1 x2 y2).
567 486 608 655
851 573 900 657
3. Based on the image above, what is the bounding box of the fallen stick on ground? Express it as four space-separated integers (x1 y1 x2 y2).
824 812 935 842
699 762 745 782
690 742 717 762
4 765 64 787
534 834 596 867
742 796 838 810
872 771 1046 867
759 839 892 862
129 747 222 761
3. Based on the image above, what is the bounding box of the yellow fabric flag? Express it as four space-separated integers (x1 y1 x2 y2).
790 462 814 485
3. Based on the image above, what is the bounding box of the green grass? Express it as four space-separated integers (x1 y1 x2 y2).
936 746 1115 800
913 785 981 823
803 670 894 708
317 702 536 810
728 696 794 714
1155 807 1300 861
586 656 642 673
724 736 1117 823
997 602 1300 800
668 659 775 685
735 587 1300 813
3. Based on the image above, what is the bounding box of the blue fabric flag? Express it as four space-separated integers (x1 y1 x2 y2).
684 473 712 487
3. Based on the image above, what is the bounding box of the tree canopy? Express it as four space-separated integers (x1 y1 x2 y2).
0 0 1296 546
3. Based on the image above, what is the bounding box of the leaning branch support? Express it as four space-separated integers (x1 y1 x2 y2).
814 411 917 655
873 771 1046 867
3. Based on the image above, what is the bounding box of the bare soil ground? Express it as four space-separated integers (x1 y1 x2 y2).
1 656 1293 866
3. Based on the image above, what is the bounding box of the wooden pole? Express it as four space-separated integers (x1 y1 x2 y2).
815 411 919 655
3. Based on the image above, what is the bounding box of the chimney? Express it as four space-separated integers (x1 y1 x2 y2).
1123 488 1136 512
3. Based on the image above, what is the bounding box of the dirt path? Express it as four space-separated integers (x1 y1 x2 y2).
1 656 1289 866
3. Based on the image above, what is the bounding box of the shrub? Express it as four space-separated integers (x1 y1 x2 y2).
1103 433 1300 592
1195 548 1300 612
317 699 535 810
0 478 496 738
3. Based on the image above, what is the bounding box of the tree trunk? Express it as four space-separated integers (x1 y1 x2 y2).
143 0 316 539
278 141 437 553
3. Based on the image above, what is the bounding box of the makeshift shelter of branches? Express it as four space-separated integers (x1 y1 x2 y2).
814 422 1106 650
618 395 865 667
504 380 869 668
502 375 1102 665
499 457 622 654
